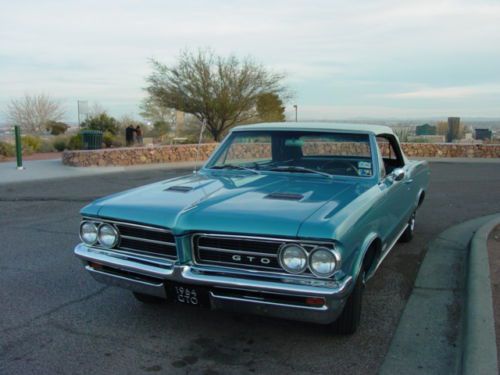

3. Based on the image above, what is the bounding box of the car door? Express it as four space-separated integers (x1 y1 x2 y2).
376 135 412 243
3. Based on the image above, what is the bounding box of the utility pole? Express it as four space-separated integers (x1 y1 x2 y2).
293 104 298 122
14 126 24 170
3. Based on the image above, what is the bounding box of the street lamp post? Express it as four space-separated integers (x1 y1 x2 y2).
293 105 298 122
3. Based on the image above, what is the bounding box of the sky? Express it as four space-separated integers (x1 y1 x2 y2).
1 0 500 123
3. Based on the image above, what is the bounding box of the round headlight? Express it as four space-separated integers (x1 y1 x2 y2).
309 247 338 277
80 221 98 245
279 244 308 274
97 223 119 248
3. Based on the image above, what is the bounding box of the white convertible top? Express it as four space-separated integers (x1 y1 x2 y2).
232 122 394 136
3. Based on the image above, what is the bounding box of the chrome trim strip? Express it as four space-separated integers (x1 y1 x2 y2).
115 247 177 261
86 265 167 298
209 291 328 311
194 232 335 246
75 243 174 279
188 263 313 281
198 245 278 258
366 223 408 281
82 217 173 234
121 235 176 247
181 266 353 297
194 258 281 271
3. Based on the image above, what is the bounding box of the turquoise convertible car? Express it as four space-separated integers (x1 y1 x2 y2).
75 122 429 334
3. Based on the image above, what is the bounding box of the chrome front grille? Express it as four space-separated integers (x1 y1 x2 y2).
113 222 177 260
192 234 329 273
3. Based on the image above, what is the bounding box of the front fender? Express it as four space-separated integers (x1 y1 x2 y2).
349 232 380 281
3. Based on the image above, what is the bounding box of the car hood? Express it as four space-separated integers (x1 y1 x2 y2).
82 171 370 238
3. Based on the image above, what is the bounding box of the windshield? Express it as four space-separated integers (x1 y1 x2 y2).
207 130 373 177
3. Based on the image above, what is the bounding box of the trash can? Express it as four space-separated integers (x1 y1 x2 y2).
80 130 103 150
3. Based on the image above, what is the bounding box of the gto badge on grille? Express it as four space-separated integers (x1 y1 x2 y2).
232 254 271 265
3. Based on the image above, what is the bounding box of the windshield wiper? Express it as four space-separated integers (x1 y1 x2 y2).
268 166 333 179
210 164 260 174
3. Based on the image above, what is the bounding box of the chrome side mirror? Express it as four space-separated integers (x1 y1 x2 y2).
392 168 405 181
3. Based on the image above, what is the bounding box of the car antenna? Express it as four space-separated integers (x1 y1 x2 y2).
193 119 206 174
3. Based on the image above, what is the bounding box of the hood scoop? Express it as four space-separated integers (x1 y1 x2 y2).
265 192 304 201
165 185 193 193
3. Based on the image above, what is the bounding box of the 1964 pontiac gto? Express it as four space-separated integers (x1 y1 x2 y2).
75 122 429 334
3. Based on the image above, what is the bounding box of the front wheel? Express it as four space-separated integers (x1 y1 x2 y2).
399 211 416 243
331 270 365 335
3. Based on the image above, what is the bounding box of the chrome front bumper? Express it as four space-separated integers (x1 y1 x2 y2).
74 243 353 324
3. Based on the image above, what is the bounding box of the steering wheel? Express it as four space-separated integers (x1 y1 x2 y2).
322 160 360 175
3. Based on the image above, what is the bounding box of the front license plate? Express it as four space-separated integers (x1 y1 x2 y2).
171 284 209 306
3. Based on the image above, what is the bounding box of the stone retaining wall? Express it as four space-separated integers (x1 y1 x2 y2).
62 144 218 167
401 143 500 158
62 142 500 167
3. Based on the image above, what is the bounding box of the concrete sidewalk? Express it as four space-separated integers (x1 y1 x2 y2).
0 159 197 185
380 214 499 375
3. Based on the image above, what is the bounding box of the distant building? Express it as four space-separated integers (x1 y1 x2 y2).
475 128 492 141
447 117 460 142
415 123 437 136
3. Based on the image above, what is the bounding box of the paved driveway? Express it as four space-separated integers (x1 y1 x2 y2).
1 161 500 375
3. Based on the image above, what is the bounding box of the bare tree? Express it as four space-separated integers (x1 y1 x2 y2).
145 49 288 141
87 102 108 118
139 97 175 124
6 94 65 133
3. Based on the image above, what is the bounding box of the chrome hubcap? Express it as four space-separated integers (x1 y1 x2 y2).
410 214 416 231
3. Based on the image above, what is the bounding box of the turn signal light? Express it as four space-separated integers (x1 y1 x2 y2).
305 297 325 306
89 262 103 270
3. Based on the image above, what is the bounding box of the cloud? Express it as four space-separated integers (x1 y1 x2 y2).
382 85 500 99
0 0 500 122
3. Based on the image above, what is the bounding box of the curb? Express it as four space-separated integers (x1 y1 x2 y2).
462 214 500 375
379 214 499 375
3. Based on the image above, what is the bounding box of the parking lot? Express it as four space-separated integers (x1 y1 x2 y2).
1 161 500 375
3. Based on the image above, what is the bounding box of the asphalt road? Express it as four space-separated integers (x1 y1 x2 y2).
1 161 500 375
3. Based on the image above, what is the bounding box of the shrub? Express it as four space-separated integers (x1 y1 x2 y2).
103 131 114 148
80 113 119 135
22 135 42 153
112 137 124 148
68 134 83 150
102 131 126 148
52 136 68 152
0 141 15 157
39 139 56 153
45 121 70 135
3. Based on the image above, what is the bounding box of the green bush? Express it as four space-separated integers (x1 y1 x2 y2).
45 121 70 135
0 141 15 157
102 131 125 148
22 135 42 154
103 131 114 148
39 139 56 153
68 134 83 150
80 113 119 135
52 137 68 152
112 137 124 148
